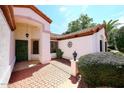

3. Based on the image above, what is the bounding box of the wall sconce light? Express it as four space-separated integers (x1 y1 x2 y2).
26 33 29 38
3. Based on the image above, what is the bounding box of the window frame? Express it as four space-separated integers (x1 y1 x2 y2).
31 39 39 54
50 41 58 53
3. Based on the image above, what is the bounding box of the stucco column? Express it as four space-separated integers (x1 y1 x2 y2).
39 30 51 64
70 60 79 76
27 24 31 60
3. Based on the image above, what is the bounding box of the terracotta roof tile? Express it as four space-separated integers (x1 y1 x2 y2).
51 24 106 40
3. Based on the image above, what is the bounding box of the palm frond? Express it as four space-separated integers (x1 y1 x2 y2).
108 19 113 24
110 20 119 26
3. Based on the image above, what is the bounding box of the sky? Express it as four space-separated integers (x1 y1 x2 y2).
36 5 124 34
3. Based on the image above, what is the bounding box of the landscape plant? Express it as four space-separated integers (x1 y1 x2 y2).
103 19 119 50
56 48 64 58
78 52 124 87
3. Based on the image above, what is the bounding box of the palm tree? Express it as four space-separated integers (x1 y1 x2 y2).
103 19 119 33
103 19 120 50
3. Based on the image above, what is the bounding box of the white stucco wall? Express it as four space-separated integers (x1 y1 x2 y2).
59 35 94 60
95 28 106 52
91 28 107 53
0 9 15 87
58 28 106 60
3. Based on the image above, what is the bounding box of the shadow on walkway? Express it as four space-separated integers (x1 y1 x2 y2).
9 63 48 84
52 58 71 66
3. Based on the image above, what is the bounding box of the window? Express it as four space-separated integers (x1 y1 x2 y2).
32 40 39 54
100 40 103 52
105 42 107 52
50 41 58 53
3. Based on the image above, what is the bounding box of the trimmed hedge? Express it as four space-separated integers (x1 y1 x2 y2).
78 52 124 87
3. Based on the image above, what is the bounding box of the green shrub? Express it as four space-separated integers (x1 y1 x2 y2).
115 26 124 53
56 48 64 58
78 52 124 87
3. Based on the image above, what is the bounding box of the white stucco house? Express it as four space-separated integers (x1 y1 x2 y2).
51 24 107 60
0 5 52 86
0 5 107 87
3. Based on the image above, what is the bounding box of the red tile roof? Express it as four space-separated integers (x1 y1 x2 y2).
51 24 106 40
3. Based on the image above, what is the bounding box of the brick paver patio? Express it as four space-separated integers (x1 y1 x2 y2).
8 60 82 88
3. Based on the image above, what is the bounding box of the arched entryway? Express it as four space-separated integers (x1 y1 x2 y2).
14 16 43 63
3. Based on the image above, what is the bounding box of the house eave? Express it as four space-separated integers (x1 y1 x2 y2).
0 5 16 31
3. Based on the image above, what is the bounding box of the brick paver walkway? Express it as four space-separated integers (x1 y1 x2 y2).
8 61 80 88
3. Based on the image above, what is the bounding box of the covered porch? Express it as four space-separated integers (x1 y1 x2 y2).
13 5 51 64
15 17 43 63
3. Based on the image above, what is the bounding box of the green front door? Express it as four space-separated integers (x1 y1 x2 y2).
16 40 28 62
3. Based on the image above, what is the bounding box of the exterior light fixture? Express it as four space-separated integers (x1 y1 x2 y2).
26 33 29 38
